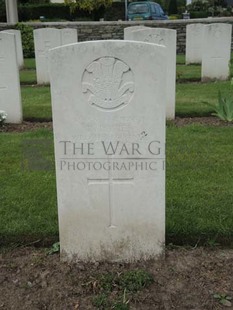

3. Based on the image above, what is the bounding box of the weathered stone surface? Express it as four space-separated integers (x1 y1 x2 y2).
124 26 145 38
60 28 78 45
201 23 232 81
34 28 78 84
0 32 22 123
34 28 61 84
49 40 166 262
1 29 24 68
125 27 176 119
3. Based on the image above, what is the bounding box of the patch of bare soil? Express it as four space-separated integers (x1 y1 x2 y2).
0 117 232 134
0 122 52 133
172 117 233 127
1 247 233 309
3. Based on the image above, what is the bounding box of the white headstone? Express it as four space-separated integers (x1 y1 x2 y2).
2 29 24 68
34 28 61 84
124 26 145 39
202 23 232 81
185 24 204 64
34 28 79 84
0 32 22 123
125 28 176 120
60 28 78 45
49 40 166 262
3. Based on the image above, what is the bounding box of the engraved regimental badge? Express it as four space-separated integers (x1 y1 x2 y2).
144 34 165 45
82 57 134 111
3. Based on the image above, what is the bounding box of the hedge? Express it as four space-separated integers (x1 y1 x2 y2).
189 11 209 18
18 3 106 22
16 23 34 58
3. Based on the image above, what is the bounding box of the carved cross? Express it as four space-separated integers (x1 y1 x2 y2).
88 174 134 228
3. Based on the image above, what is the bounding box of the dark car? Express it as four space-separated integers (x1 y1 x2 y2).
127 1 168 21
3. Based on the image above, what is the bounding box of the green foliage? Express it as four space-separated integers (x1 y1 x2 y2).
166 0 185 14
104 2 125 21
90 270 153 308
0 0 6 22
47 242 60 255
177 0 186 13
16 23 34 58
204 91 233 122
187 0 228 17
19 3 71 21
189 10 209 18
112 300 129 310
96 270 153 294
19 0 49 4
65 0 112 12
187 0 210 12
92 294 109 308
168 0 178 14
117 270 154 292
214 293 232 307
18 2 106 21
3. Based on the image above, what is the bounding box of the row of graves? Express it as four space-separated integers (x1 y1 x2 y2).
0 23 232 261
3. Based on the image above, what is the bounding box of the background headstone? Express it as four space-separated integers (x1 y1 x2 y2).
185 24 204 65
34 28 79 84
34 28 61 84
0 32 22 123
125 28 176 120
124 25 146 39
60 28 78 45
2 29 24 68
49 40 166 262
201 23 232 81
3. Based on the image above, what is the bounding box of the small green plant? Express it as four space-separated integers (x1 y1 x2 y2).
117 270 154 292
213 293 232 307
92 293 109 308
0 110 7 126
204 91 233 122
47 242 60 255
89 270 153 309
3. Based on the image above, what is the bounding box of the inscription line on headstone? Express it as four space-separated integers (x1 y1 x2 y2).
211 57 224 59
88 176 134 228
61 158 165 160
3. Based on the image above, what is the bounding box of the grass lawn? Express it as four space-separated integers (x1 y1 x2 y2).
21 80 233 120
0 129 57 244
24 58 36 70
20 58 37 85
22 86 52 121
176 81 233 117
1 56 233 246
177 64 201 81
20 58 233 121
1 125 233 246
166 124 233 245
